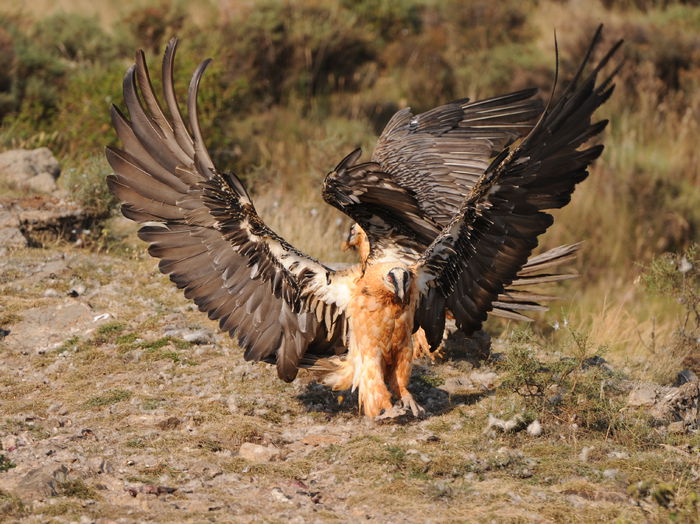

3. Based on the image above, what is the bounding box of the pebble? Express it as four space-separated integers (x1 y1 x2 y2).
602 468 619 480
579 446 594 462
67 284 86 297
163 328 186 338
43 288 60 298
87 457 114 474
47 402 63 414
271 487 292 504
239 442 279 463
485 414 527 433
627 384 658 407
1 435 19 451
675 369 698 387
183 330 214 345
526 419 542 437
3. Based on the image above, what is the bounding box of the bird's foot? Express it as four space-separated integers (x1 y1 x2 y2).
426 345 445 362
400 394 426 418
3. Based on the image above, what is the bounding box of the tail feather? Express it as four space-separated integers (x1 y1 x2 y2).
299 355 355 391
489 242 581 321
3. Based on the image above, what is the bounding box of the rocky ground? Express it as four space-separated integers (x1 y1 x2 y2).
1 243 698 523
0 148 698 522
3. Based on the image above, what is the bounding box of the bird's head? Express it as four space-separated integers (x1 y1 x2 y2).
341 223 360 252
383 266 412 305
342 223 370 266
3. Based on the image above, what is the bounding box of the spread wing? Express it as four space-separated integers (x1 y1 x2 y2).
372 89 544 227
106 39 352 382
322 89 542 264
415 26 622 348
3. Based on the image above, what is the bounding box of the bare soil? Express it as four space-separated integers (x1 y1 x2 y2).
1 246 698 523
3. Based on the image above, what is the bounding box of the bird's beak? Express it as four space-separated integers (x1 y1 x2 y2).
394 281 411 305
395 285 405 304
396 288 406 305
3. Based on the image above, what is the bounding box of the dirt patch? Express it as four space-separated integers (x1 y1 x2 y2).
0 246 698 522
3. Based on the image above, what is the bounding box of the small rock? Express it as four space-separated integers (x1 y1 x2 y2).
239 442 279 463
526 419 542 437
26 171 58 193
0 226 28 249
140 484 176 495
270 487 292 504
627 384 658 407
87 457 114 474
485 414 527 434
156 417 182 430
47 402 63 414
469 371 498 388
439 376 472 395
183 330 214 345
1 435 19 451
579 446 594 462
0 147 60 192
68 284 86 297
675 369 698 387
226 396 238 414
15 465 69 498
602 468 618 480
163 327 186 338
43 288 61 298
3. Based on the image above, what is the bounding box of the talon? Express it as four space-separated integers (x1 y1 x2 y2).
429 345 446 362
400 395 426 418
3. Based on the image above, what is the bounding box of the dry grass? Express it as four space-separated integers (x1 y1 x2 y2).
1 246 699 521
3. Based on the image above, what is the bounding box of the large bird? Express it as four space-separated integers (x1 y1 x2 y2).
107 27 620 418
341 222 581 360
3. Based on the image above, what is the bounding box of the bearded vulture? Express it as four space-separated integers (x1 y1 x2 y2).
106 26 621 417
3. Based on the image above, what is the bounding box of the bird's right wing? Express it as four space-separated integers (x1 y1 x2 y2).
106 39 354 381
372 89 544 227
415 26 622 348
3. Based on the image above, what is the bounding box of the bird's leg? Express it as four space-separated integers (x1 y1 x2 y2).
356 350 393 418
388 340 426 418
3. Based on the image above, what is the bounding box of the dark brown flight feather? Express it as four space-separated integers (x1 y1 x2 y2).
107 38 349 382
415 25 622 348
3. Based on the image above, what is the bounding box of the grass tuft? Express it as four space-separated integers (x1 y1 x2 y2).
0 455 15 472
84 388 132 408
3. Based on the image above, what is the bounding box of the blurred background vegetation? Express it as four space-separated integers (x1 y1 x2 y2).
0 0 698 380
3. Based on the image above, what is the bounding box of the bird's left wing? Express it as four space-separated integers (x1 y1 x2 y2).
415 26 622 348
106 39 352 381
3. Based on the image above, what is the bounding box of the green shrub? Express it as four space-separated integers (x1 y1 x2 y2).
61 156 117 216
32 11 119 64
642 244 700 373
